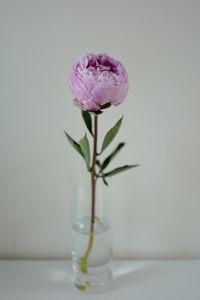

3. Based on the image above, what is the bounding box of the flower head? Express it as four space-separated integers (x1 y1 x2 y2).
69 53 129 112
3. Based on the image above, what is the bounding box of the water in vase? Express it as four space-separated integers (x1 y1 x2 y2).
71 216 112 292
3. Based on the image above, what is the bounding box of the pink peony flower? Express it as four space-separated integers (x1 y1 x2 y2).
68 53 129 112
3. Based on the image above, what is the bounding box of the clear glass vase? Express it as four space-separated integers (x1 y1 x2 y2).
69 172 113 293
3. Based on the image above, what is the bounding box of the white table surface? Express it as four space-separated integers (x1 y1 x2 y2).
0 260 200 299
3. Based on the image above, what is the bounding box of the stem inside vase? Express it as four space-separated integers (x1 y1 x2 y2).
80 115 98 274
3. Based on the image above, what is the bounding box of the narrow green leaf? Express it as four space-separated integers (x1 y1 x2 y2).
96 160 102 169
89 110 103 115
79 134 90 168
102 174 109 186
101 142 125 170
104 164 139 177
100 102 111 110
101 117 123 153
64 131 83 157
82 111 93 136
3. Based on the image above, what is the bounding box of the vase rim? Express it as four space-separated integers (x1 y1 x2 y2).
67 169 106 189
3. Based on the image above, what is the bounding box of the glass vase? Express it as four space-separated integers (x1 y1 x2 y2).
69 172 113 293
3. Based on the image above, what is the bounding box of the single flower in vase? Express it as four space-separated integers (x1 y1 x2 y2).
64 53 139 292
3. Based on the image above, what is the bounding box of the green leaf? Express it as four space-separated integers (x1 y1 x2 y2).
104 164 139 177
101 117 123 153
100 102 111 110
102 174 109 186
96 160 102 169
101 142 125 170
64 131 83 158
79 134 90 168
82 111 93 136
89 110 103 115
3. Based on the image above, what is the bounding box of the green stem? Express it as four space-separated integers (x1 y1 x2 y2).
80 115 98 275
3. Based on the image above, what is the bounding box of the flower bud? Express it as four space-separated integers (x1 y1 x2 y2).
69 53 129 112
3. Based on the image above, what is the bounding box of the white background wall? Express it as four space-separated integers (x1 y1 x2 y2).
0 0 200 259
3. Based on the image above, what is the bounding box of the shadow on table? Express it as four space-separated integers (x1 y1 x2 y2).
39 261 163 293
112 260 162 290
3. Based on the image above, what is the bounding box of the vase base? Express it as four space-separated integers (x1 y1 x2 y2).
72 267 113 294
